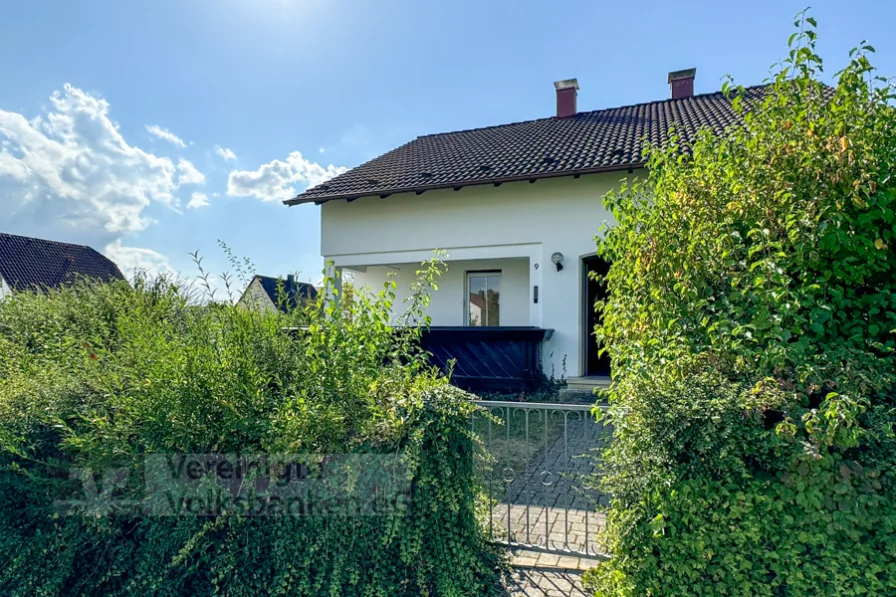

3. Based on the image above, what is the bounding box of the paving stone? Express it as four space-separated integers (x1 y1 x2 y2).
514 555 539 567
556 556 581 570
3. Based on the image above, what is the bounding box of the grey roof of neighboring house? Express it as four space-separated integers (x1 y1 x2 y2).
248 275 318 313
285 85 767 205
0 232 125 292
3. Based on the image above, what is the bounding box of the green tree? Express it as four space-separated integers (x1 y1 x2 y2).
587 14 896 596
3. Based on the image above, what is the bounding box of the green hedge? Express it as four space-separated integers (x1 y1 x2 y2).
586 15 896 597
588 371 896 596
0 269 503 596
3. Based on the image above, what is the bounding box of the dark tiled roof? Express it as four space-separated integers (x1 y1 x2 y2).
286 86 767 205
0 232 125 292
251 275 318 313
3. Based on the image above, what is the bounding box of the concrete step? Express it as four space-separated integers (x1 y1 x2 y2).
503 555 593 596
511 548 598 571
558 377 611 402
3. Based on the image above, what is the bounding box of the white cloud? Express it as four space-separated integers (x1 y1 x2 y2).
176 158 205 185
145 124 186 148
215 146 236 161
187 192 209 209
318 147 326 153
0 83 195 274
104 239 175 278
0 84 182 239
226 151 347 202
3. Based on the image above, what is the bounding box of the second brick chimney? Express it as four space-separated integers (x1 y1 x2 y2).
554 79 579 118
668 68 696 99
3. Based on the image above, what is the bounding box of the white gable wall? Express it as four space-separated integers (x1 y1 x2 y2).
237 277 278 313
0 275 10 300
321 171 636 378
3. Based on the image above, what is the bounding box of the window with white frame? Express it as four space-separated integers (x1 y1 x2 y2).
466 271 501 326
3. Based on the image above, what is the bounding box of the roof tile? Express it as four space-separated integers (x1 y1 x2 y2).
0 233 125 292
288 86 766 205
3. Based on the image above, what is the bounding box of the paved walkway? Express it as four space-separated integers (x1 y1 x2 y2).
502 567 589 596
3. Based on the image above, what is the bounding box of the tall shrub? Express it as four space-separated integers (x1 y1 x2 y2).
0 263 503 596
587 15 896 596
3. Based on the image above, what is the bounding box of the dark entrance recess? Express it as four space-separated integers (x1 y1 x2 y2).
583 255 611 377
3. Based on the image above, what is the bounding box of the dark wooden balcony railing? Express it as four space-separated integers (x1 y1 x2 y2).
418 326 553 392
283 324 553 393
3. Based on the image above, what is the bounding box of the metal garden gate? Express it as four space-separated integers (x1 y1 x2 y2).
471 400 611 558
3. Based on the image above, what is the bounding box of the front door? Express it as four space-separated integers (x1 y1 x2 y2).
583 256 611 377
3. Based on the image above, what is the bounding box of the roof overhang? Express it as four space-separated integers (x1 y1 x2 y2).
283 162 647 206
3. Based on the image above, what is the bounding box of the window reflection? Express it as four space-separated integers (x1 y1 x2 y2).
467 273 500 326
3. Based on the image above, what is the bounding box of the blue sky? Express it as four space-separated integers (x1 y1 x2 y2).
1 0 893 294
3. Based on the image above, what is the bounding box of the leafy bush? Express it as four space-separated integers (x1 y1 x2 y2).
0 264 503 596
586 15 896 596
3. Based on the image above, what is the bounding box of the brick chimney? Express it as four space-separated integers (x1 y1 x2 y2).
668 68 696 99
554 79 579 118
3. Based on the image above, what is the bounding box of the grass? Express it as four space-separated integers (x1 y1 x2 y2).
471 398 567 487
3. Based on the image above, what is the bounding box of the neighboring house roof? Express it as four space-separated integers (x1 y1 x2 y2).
286 85 767 205
243 275 318 313
0 232 125 292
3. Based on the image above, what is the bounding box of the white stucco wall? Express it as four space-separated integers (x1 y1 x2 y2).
351 258 530 326
321 171 636 378
0 275 10 300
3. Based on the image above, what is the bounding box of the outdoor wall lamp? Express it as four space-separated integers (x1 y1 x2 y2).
551 252 564 272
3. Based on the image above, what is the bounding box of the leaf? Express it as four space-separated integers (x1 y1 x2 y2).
649 513 667 537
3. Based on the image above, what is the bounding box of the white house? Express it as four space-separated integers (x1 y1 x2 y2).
237 274 318 314
285 70 758 391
